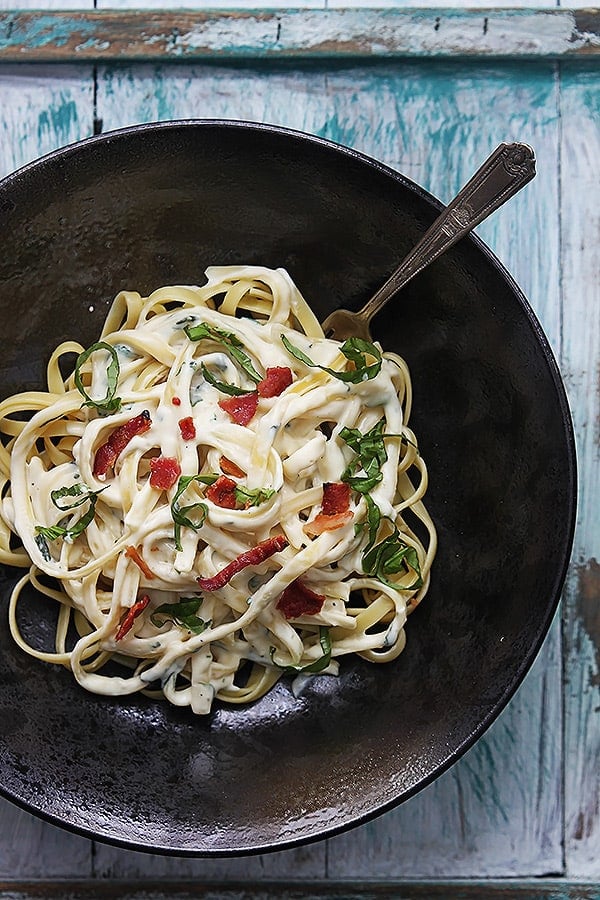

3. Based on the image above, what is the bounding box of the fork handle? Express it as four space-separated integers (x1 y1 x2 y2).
357 142 536 325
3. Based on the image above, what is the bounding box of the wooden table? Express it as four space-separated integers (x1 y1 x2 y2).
0 3 598 897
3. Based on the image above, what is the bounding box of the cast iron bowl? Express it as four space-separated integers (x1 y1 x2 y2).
0 120 576 855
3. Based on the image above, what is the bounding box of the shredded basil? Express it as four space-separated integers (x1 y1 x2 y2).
362 493 381 550
74 341 122 415
34 533 51 562
233 485 276 508
271 626 332 674
339 417 387 493
170 474 217 551
200 363 250 397
281 334 382 383
151 597 209 635
35 488 101 547
362 527 422 590
355 490 422 590
359 496 422 591
50 483 106 511
184 322 261 383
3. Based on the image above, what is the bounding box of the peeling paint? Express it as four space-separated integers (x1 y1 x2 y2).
0 9 599 61
576 558 600 690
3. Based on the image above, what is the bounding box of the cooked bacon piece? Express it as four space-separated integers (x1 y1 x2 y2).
276 578 325 619
115 594 150 642
206 475 238 509
321 482 351 516
149 456 181 490
93 410 152 478
304 511 353 536
219 455 245 478
257 366 293 398
303 481 353 536
125 545 155 580
178 416 196 441
196 534 289 591
218 392 258 426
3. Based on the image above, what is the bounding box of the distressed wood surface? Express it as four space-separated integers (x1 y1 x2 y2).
1 882 600 900
0 15 598 896
0 9 599 62
560 64 600 881
0 0 566 9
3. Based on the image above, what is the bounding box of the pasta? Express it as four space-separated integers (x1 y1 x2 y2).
0 266 436 714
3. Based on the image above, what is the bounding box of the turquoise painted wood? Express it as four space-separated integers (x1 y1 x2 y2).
560 63 600 879
0 7 598 893
1 10 599 61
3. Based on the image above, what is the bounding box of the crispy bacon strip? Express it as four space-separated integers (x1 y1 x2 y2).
276 579 325 619
149 456 181 490
303 482 353 535
257 366 293 398
125 545 155 580
93 410 152 478
115 594 150 642
218 392 258 426
196 534 289 591
219 455 245 478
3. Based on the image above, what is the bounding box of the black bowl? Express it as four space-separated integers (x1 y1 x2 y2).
0 120 576 855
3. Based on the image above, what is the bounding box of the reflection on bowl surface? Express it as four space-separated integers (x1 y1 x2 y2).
0 120 576 855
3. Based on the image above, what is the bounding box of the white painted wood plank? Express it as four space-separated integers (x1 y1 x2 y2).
0 801 91 878
0 65 93 180
94 60 563 878
92 843 326 879
559 64 600 881
97 1 325 8
0 62 93 879
95 0 553 10
0 1 91 9
328 0 556 7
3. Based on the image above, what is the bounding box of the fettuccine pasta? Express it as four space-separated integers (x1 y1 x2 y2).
0 266 436 714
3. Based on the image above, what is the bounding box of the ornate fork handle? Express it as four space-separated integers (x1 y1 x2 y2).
358 142 536 324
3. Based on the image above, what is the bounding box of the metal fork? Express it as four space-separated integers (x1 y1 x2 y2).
321 142 536 342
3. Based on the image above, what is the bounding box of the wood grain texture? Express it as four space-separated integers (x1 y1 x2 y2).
90 59 563 880
0 64 92 179
98 0 326 7
1 881 600 900
0 10 599 62
0 28 597 894
0 0 88 9
559 64 600 881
